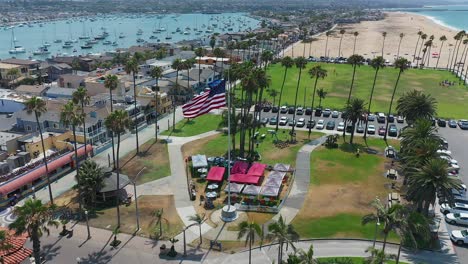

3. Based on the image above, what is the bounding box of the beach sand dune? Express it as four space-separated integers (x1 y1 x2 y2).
285 12 466 74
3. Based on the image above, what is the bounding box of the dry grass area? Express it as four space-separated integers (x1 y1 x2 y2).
120 139 171 184
55 192 184 240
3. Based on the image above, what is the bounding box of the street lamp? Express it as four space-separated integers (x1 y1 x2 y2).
84 210 91 239
133 167 146 231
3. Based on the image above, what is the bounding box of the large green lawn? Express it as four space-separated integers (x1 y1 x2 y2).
160 114 222 137
255 62 467 119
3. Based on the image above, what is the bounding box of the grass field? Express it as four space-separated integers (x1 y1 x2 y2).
160 114 222 137
255 62 467 118
292 137 399 241
120 139 170 184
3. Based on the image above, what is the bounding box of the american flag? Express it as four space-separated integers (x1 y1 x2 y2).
182 79 226 118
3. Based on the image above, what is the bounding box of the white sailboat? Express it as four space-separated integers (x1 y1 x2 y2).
8 29 26 54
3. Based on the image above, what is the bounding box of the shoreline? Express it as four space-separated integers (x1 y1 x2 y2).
395 11 462 32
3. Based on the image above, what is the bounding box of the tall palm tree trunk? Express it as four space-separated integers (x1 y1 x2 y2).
353 36 357 54
116 133 121 228
275 68 288 131
382 232 389 253
308 77 319 139
291 67 303 141
435 41 445 69
133 73 140 154
248 234 253 264
32 230 41 264
451 40 462 72
173 70 179 131
154 78 159 140
109 90 116 168
338 35 343 57
81 101 87 153
72 125 83 213
396 242 402 264
384 70 403 141
350 120 357 144
456 44 468 79
412 36 421 62
344 65 358 138
364 68 380 140
397 38 403 58
36 112 53 204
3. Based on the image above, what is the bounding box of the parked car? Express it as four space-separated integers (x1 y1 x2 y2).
296 107 304 115
279 116 288 126
288 107 295 114
306 120 316 129
397 116 404 123
315 108 322 117
263 105 271 112
356 125 364 133
305 108 312 115
323 108 332 117
377 113 386 123
272 106 279 113
269 117 277 125
331 111 339 118
438 119 447 127
297 118 305 127
337 122 345 131
367 124 376 134
260 117 269 125
458 119 468 130
450 229 468 245
445 213 468 225
387 115 395 123
388 124 398 137
326 120 335 130
378 126 386 136
280 106 288 114
367 114 376 122
288 119 296 127
449 119 458 128
441 203 468 215
316 119 325 130
346 124 353 133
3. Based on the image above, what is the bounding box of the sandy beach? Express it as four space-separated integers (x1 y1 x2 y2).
285 12 465 73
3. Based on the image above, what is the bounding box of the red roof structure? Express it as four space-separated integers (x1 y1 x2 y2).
231 161 249 174
0 227 32 264
247 163 267 177
0 145 93 196
229 174 261 185
206 166 225 182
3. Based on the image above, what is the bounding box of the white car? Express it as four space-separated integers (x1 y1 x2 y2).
445 213 468 225
441 203 468 215
297 118 305 127
279 116 288 126
337 122 345 131
367 124 376 134
437 149 452 156
451 229 468 245
316 119 325 130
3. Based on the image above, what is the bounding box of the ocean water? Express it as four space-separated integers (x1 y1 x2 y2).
403 5 468 31
0 13 259 60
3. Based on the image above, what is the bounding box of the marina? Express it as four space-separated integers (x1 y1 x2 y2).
0 12 259 59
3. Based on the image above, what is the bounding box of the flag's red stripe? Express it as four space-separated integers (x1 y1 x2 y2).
183 94 225 115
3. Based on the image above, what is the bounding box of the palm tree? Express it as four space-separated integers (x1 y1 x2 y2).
365 247 396 264
238 221 262 264
450 31 466 72
324 31 331 57
72 86 90 150
76 159 104 208
297 244 317 264
456 39 468 78
381 32 387 56
416 33 428 65
316 88 327 108
352 31 359 54
171 58 183 130
25 97 54 204
210 35 216 53
60 101 85 210
406 158 462 215
290 57 308 141
188 213 206 243
400 119 442 150
413 31 423 62
343 98 366 144
104 110 132 228
125 57 141 154
9 199 58 264
362 198 405 253
150 66 163 139
268 89 279 105
194 48 205 86
261 50 274 70
364 56 385 140
384 57 409 141
396 33 404 58
426 35 435 67
307 65 327 138
213 48 225 78
104 74 119 168
275 56 294 131
346 55 364 105
435 35 447 69
338 29 346 57
396 90 437 125
268 215 299 263
420 40 432 68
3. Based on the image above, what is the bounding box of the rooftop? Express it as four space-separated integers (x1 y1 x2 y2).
0 132 23 146
15 84 49 95
0 62 21 70
1 58 40 66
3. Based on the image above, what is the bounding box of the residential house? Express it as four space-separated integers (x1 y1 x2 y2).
0 132 24 154
46 63 73 81
45 87 75 99
58 74 86 89
1 59 40 76
138 86 172 116
0 63 27 88
14 84 50 97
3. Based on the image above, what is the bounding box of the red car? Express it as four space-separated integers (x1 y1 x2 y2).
378 126 386 136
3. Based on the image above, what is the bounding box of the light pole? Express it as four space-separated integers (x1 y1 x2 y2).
133 167 146 231
84 210 91 239
31 186 36 199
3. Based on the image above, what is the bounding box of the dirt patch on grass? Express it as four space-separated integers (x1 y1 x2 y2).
120 139 170 184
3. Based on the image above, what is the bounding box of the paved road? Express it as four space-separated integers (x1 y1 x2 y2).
439 128 468 264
